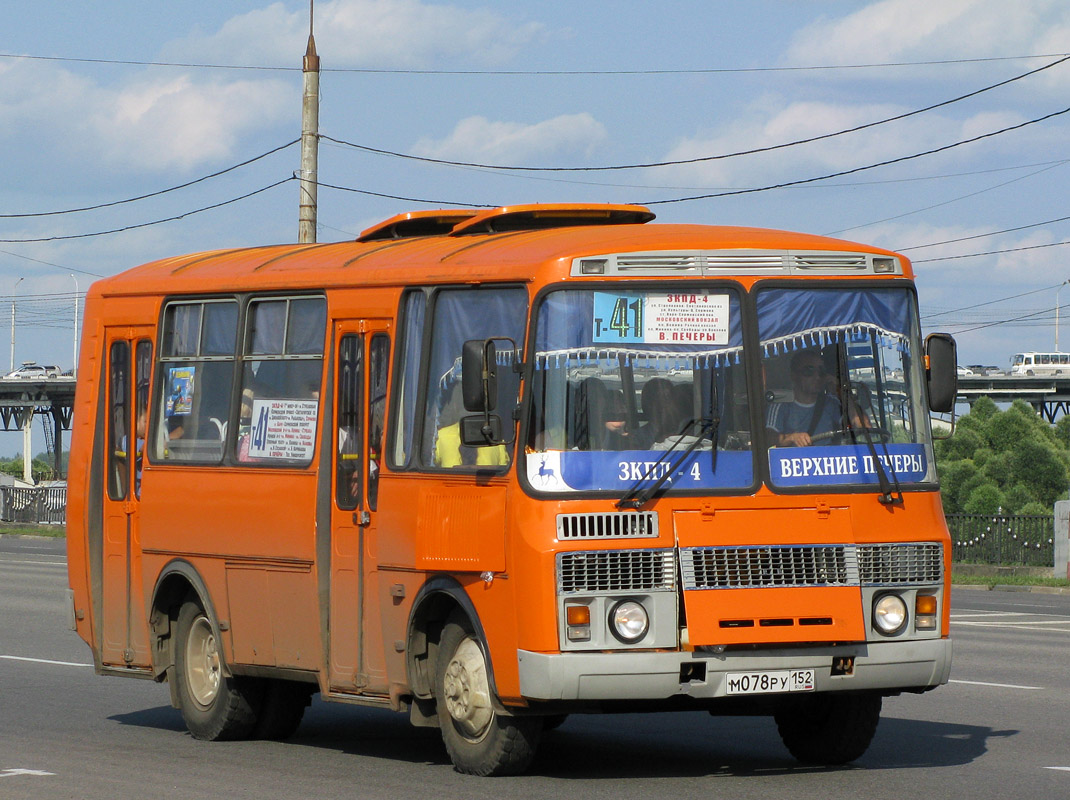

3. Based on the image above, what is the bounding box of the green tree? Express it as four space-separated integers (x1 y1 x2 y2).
963 483 1004 515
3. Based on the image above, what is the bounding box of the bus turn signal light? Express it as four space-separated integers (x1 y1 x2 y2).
915 594 938 630
566 605 591 641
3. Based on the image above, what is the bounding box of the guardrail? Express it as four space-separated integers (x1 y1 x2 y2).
0 486 66 525
947 513 1054 567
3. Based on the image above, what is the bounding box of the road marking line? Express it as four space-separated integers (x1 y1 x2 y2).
0 769 55 778
1045 767 1070 772
0 655 91 668
0 559 66 566
952 623 1070 633
950 679 1043 690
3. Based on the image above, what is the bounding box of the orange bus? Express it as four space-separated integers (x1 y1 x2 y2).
66 203 958 775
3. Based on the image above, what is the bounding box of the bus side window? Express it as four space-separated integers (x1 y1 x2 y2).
389 291 426 469
237 296 326 465
368 334 389 509
108 341 130 500
155 300 238 463
134 340 152 498
336 334 362 510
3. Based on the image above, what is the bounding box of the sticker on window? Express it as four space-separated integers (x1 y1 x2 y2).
593 292 730 344
248 399 319 460
166 366 195 416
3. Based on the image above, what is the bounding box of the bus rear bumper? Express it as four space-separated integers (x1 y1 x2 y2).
516 638 952 702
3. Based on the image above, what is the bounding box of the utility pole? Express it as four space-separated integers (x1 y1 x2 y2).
71 274 80 377
298 0 320 244
10 276 22 372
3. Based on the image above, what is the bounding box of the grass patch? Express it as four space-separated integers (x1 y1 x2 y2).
0 523 65 538
952 571 1070 588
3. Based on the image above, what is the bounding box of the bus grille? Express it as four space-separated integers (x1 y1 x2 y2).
857 543 944 585
681 542 944 589
681 545 855 589
557 549 675 594
557 511 659 540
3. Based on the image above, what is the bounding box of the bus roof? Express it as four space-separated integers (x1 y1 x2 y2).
89 204 910 298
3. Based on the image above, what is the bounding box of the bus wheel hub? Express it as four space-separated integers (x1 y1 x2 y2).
443 638 492 739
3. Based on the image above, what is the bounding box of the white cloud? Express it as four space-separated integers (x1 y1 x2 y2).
0 58 293 173
165 0 544 67
89 75 293 170
785 0 1070 67
412 113 607 163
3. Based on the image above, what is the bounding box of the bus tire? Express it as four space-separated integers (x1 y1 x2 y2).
252 680 313 740
174 598 261 741
435 618 541 776
774 692 881 765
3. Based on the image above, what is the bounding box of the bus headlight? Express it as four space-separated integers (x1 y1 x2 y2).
609 600 649 643
873 594 908 635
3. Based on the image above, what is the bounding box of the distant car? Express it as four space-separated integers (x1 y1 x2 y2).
4 361 61 379
956 366 974 377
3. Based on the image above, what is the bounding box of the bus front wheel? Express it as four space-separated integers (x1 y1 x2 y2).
434 617 541 776
774 692 881 765
174 598 261 741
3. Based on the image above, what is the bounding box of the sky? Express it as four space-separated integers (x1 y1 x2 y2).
2 0 1070 456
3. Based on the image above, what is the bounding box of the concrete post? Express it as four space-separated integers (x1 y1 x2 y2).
1055 500 1069 580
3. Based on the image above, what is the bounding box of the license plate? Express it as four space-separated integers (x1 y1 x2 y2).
725 669 815 695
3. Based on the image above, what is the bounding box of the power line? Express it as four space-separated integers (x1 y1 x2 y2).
944 302 1070 335
922 283 1066 319
0 178 294 243
322 55 1070 174
0 139 299 219
901 214 1070 251
825 161 1069 236
641 105 1070 205
0 248 103 278
3 50 1067 75
911 237 1070 262
313 179 492 208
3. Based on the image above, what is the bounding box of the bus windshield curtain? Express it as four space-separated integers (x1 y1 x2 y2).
756 287 913 356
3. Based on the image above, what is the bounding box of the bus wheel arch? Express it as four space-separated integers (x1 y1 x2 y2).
149 560 218 684
405 576 493 702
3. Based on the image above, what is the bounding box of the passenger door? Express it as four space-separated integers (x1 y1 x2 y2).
100 329 153 669
328 320 390 694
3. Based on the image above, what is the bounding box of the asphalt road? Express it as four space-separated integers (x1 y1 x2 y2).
2 537 1068 799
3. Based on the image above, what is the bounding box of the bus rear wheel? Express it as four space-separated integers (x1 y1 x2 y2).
174 598 261 741
435 617 541 776
774 692 881 765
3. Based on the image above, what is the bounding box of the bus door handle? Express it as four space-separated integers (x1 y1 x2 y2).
353 510 371 527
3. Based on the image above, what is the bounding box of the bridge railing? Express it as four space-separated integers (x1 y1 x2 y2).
947 513 1054 566
0 485 67 525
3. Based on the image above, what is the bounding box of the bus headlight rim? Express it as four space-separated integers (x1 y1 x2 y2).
608 599 649 644
873 593 908 636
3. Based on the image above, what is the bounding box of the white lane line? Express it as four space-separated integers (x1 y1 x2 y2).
952 623 1070 633
1045 767 1070 772
0 655 91 668
950 678 1043 690
0 768 55 778
0 559 66 566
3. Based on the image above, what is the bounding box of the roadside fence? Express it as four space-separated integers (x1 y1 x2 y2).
947 513 1054 567
0 485 67 525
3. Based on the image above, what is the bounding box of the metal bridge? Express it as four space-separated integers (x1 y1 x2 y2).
957 374 1070 422
0 376 76 481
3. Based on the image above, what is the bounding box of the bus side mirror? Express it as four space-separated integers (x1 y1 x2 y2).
925 333 957 413
462 339 497 413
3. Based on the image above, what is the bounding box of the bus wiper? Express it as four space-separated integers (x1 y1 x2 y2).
855 425 904 506
616 417 718 510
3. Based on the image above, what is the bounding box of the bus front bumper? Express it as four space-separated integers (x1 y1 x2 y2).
516 638 952 701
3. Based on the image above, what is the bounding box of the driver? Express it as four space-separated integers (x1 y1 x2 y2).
766 349 865 447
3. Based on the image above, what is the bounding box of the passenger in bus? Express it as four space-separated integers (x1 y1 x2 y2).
574 378 629 450
766 349 864 447
433 382 508 467
633 378 683 449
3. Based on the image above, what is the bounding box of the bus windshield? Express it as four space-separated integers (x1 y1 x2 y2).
525 286 754 494
524 284 936 495
758 285 935 489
